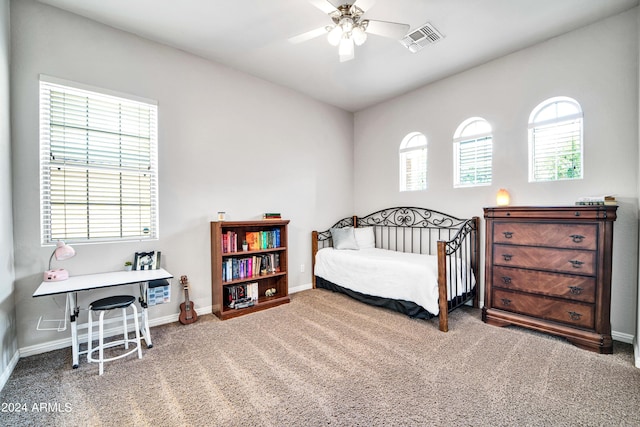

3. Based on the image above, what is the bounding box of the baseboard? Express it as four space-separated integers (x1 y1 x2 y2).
612 330 634 345
634 337 640 369
0 349 20 392
290 282 313 294
18 308 214 359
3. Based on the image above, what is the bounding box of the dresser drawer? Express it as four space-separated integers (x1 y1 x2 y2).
493 244 595 275
493 289 595 329
492 266 596 303
493 222 597 250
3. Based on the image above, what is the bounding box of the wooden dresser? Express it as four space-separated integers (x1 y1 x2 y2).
483 206 617 353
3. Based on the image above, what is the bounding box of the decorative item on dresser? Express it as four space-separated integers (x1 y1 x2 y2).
483 205 617 353
211 220 290 320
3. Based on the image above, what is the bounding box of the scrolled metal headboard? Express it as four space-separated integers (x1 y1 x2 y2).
356 207 466 229
315 207 470 255
316 216 355 243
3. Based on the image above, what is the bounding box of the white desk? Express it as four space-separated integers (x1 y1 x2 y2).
33 268 173 368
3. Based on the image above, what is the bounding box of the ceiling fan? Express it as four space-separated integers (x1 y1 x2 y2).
289 0 410 62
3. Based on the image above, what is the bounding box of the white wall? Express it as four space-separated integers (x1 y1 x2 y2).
354 9 639 338
0 0 17 389
636 6 640 368
11 0 354 353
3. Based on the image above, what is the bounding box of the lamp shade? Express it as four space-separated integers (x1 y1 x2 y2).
496 189 510 206
44 241 76 281
53 241 76 262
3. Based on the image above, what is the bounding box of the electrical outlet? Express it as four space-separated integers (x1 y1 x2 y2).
300 264 305 273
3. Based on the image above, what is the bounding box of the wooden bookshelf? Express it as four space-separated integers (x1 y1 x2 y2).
211 220 290 320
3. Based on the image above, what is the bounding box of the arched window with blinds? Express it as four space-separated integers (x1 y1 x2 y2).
453 117 493 188
399 132 427 192
528 96 583 182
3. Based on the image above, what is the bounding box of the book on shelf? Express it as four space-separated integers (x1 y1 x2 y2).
245 231 261 251
221 254 281 282
575 195 617 206
227 229 281 252
221 231 238 253
224 282 259 309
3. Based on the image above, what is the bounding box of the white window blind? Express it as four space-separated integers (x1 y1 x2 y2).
528 97 583 182
40 77 159 244
453 118 492 188
399 132 427 192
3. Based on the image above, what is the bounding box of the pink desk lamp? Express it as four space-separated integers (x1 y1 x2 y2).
44 241 76 281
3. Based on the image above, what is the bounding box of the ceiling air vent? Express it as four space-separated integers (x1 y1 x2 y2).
400 22 444 53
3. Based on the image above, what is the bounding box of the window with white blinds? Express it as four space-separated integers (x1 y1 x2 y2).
453 117 492 188
399 132 427 192
529 97 583 182
40 76 159 245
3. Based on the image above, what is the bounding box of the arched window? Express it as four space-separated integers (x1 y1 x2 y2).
529 96 583 182
399 132 427 191
453 117 492 187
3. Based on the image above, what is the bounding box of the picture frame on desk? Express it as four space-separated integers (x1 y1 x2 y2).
134 251 161 270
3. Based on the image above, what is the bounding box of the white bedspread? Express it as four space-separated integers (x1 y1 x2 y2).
314 247 474 315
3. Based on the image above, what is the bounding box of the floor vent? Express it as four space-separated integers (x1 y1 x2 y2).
400 22 444 53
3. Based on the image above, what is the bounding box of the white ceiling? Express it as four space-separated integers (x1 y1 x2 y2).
38 0 639 112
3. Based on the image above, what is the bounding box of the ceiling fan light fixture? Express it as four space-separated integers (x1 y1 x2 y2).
294 0 409 62
338 35 354 62
340 17 354 33
352 25 367 46
327 25 342 46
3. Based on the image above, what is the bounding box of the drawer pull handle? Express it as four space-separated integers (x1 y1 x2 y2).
502 231 513 239
568 286 583 295
568 311 582 321
570 234 585 243
501 276 512 285
502 254 513 261
500 298 511 306
569 260 584 268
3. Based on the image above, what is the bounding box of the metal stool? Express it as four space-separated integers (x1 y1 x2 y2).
87 295 142 375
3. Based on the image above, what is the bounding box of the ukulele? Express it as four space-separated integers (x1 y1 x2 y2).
178 275 198 325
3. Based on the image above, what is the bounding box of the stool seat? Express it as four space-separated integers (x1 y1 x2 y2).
87 294 142 375
90 295 136 311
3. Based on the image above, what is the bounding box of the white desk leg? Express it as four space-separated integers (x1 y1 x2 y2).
139 282 153 348
142 307 152 348
68 292 80 368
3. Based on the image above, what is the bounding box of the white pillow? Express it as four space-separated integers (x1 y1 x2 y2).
330 227 358 250
354 227 375 249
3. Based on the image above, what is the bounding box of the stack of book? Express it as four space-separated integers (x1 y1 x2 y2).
575 195 617 206
263 213 282 219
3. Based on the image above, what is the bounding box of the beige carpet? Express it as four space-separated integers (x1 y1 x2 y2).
2 289 640 426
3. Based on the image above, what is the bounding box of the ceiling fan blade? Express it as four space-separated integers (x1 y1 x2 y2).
309 0 339 14
365 20 410 40
325 0 347 9
289 27 328 44
352 0 376 12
